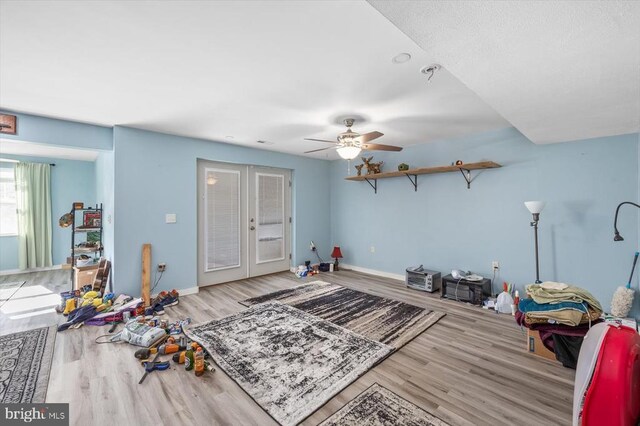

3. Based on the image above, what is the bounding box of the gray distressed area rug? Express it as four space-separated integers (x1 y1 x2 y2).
185 302 392 426
320 383 450 426
0 326 57 403
241 281 445 350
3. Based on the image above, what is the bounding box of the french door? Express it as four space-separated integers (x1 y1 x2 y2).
197 160 291 286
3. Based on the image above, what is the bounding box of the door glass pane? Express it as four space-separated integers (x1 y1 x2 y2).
256 173 284 263
205 168 240 271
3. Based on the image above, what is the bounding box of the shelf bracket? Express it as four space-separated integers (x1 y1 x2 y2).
405 174 418 191
459 168 472 189
364 178 377 194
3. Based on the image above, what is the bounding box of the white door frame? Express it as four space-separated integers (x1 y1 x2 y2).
249 166 292 277
197 160 291 287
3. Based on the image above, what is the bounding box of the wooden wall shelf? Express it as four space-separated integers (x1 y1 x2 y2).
345 161 501 193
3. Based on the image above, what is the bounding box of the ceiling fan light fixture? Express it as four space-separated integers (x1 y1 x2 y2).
338 134 357 145
303 118 399 158
336 146 361 160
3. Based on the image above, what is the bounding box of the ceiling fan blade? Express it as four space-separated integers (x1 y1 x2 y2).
355 131 383 143
362 143 403 152
304 146 336 154
304 138 337 144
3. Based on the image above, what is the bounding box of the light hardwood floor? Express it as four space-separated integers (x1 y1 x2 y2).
1 269 575 425
0 269 69 333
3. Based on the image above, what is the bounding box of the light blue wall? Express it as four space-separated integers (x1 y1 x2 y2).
0 154 96 270
95 150 115 262
330 128 640 315
0 110 112 150
112 126 331 296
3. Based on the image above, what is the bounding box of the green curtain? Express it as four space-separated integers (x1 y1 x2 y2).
15 163 52 269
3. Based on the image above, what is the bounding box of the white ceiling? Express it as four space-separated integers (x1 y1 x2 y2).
368 1 640 144
0 1 510 159
0 139 99 161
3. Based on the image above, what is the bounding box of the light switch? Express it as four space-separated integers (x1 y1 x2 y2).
165 213 177 224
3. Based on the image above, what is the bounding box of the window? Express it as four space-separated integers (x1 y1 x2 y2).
0 168 18 236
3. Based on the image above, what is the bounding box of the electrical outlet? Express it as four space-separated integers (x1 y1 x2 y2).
492 261 500 270
158 263 166 272
370 246 375 253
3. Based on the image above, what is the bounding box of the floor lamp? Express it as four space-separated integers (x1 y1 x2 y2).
525 201 546 284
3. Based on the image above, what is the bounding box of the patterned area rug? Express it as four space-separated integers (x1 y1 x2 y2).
0 326 57 403
185 302 392 426
320 383 450 426
241 281 445 350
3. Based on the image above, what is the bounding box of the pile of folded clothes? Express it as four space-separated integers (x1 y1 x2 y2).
516 281 603 369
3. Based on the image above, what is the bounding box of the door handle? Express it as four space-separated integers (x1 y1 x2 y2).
250 226 255 230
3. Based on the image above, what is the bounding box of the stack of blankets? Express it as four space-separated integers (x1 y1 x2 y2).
516 281 603 369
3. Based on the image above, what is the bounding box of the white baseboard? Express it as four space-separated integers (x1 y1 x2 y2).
180 286 200 296
340 263 404 282
0 265 62 276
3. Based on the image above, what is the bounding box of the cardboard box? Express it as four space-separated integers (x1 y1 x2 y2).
73 264 99 290
526 329 557 361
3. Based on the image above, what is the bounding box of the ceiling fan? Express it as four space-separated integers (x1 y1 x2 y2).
304 118 402 159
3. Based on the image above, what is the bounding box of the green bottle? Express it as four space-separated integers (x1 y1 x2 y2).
184 348 194 371
184 342 197 371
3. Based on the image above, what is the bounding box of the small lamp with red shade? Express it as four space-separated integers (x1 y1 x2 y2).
330 246 343 271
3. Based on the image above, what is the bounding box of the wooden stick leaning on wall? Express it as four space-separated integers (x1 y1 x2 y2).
142 243 151 307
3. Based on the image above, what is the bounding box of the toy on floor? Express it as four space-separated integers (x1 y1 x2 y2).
62 298 76 316
167 318 191 335
138 353 170 384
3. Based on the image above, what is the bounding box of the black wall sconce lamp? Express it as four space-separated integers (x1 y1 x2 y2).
613 202 640 241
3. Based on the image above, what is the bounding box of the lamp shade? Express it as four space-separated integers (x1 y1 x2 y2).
525 201 546 214
336 146 361 160
330 246 343 259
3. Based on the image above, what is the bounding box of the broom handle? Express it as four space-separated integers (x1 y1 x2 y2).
628 252 639 288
